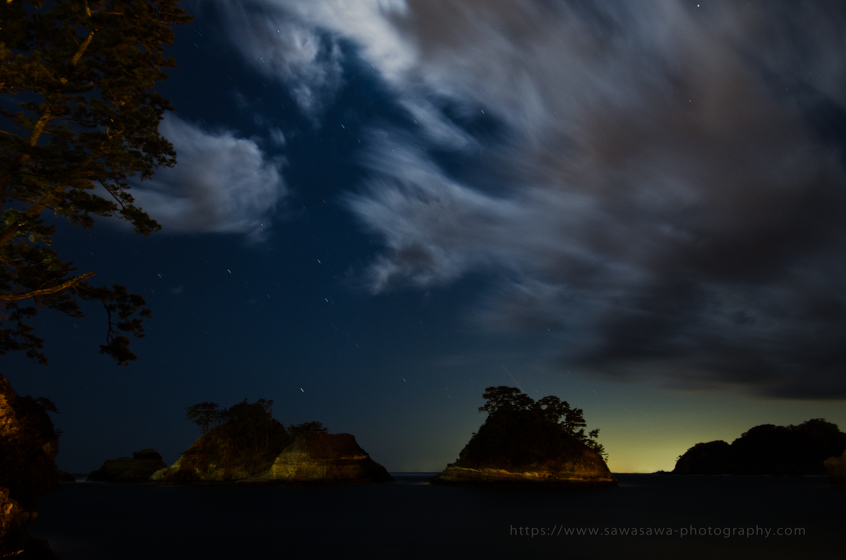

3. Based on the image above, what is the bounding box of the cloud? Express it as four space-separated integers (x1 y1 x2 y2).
131 113 285 241
219 0 474 143
241 0 846 397
269 127 286 147
216 0 345 119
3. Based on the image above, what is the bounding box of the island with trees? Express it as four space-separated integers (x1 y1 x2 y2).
151 399 392 484
672 419 846 476
431 386 617 486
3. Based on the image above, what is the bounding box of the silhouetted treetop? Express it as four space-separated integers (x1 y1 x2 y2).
288 421 328 438
478 386 534 415
184 402 219 437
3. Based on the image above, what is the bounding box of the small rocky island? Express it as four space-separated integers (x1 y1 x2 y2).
152 400 392 484
431 386 616 486
87 449 167 482
672 419 846 476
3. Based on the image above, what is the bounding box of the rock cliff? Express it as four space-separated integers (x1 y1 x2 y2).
0 375 60 558
248 433 393 484
87 449 167 482
154 433 393 484
150 453 256 483
432 446 616 486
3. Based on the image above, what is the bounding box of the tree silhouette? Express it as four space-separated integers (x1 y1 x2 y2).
0 0 192 365
478 386 534 415
287 421 328 438
185 402 219 437
218 399 284 454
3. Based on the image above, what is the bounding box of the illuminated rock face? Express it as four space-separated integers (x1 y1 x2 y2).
250 433 394 484
0 375 59 557
0 486 33 555
824 451 846 485
87 449 167 482
431 446 617 486
150 455 255 483
152 433 393 484
150 456 188 482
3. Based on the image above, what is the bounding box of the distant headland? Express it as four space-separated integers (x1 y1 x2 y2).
672 419 846 477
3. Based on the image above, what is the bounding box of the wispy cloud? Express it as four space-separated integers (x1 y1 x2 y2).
131 113 286 241
235 0 846 398
217 0 345 120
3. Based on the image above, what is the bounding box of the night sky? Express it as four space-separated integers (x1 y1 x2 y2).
5 0 846 474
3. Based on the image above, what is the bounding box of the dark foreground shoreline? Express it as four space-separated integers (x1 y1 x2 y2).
31 474 842 560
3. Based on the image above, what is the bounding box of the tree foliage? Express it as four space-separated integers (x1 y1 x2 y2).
184 401 219 438
287 420 328 438
478 385 606 459
0 0 192 365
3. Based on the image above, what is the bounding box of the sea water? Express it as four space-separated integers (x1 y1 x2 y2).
30 474 842 559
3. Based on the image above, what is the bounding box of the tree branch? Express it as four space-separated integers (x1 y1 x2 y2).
1 6 98 208
0 272 95 302
69 30 95 68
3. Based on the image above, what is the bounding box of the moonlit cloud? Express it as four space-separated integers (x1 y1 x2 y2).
217 1 345 119
131 113 286 241
230 0 846 397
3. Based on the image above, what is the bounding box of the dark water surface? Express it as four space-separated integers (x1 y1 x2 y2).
30 474 842 559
